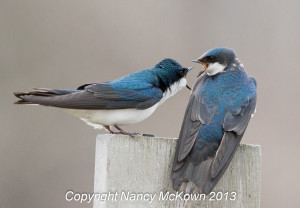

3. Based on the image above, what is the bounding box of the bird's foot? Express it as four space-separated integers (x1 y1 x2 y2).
119 131 140 137
114 125 140 137
104 126 119 134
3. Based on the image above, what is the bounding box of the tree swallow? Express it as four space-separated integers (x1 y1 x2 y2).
14 59 192 135
172 48 257 194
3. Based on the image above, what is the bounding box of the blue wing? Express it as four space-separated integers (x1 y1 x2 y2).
14 70 163 110
172 69 257 194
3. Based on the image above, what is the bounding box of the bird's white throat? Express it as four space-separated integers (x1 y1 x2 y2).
206 62 226 76
160 77 187 103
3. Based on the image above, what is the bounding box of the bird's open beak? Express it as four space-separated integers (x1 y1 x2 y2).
187 67 193 72
192 59 208 77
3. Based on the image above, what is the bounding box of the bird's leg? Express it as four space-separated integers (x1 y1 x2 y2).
113 125 127 133
104 126 118 134
113 125 139 137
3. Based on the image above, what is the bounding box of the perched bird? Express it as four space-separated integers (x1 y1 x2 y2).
14 59 192 135
172 48 257 194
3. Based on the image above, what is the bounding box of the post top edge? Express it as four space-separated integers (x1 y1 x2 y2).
96 134 261 148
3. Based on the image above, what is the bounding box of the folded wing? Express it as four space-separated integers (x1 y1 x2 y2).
14 81 163 110
172 77 257 194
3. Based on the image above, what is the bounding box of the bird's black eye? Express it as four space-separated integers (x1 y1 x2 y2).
179 69 185 76
207 55 214 61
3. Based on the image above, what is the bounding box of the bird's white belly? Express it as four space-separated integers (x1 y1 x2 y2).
62 104 159 129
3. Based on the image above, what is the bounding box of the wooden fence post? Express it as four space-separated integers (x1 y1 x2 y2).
93 134 261 208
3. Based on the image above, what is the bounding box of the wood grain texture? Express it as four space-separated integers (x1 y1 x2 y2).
93 134 261 208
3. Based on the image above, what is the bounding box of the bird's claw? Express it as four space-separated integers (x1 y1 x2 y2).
108 131 140 137
111 125 140 137
119 131 140 137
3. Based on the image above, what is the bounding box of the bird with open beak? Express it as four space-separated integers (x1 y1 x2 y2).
172 47 257 194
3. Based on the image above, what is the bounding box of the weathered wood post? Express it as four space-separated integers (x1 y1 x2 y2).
93 134 261 208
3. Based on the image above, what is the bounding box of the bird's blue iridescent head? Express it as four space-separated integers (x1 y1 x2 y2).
152 58 192 91
193 48 237 76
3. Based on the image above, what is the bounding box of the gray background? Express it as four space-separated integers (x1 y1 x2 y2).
1 0 299 207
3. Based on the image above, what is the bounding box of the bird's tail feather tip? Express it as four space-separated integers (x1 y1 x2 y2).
14 100 34 105
13 91 33 105
14 91 27 98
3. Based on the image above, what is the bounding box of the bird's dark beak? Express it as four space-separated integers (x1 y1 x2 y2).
183 67 193 77
192 58 208 77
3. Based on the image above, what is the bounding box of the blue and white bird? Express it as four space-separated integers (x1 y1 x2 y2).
14 59 192 135
172 48 257 194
